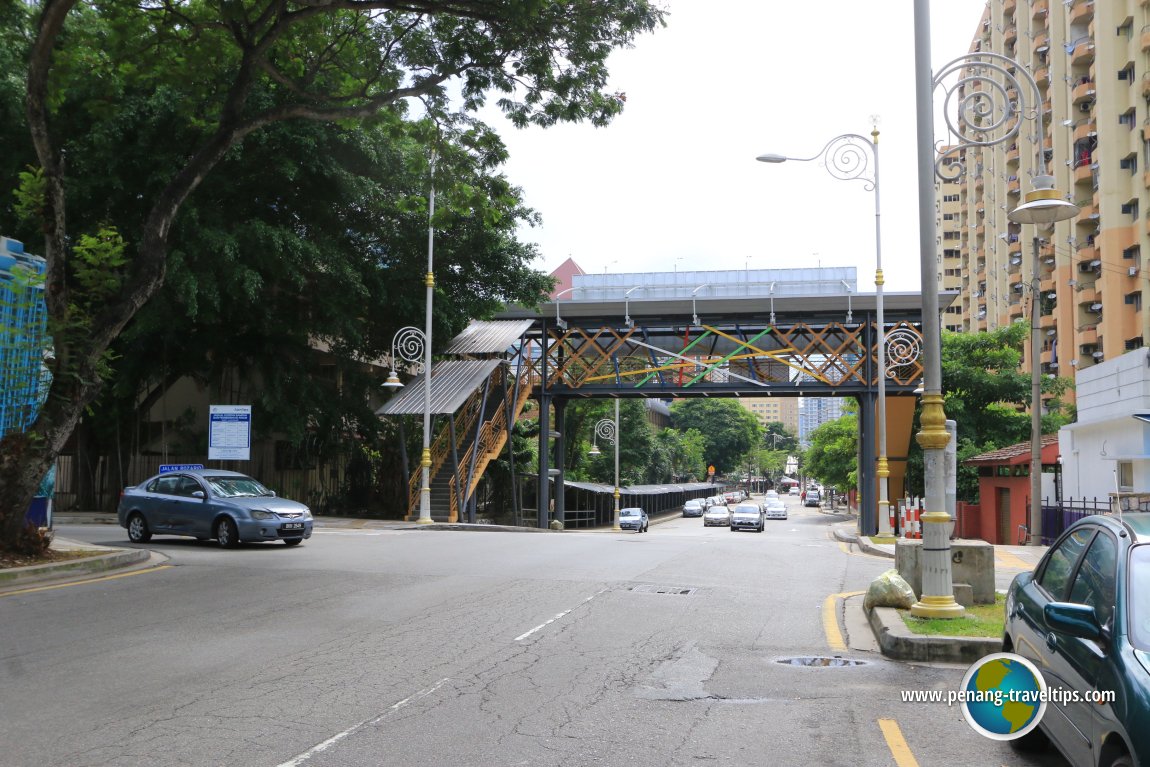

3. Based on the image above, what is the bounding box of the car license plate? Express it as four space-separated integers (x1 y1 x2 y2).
282 522 305 530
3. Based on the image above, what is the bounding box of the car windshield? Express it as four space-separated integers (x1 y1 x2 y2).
620 509 640 517
1131 544 1150 650
205 475 272 498
734 505 758 513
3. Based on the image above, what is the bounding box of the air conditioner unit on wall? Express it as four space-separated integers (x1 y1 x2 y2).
1130 266 1140 276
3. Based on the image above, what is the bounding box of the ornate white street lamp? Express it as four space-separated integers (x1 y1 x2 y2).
757 127 892 537
380 153 437 525
589 402 621 531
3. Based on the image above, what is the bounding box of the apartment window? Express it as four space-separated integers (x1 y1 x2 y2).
943 213 955 221
1118 19 1135 40
1123 245 1141 262
1120 109 1137 129
1126 336 1145 351
943 194 961 202
1125 292 1143 311
1121 153 1138 174
1123 199 1140 221
1118 62 1135 81
943 231 960 241
1118 462 1134 492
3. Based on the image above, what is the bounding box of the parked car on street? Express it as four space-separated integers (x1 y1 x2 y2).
117 469 313 548
764 499 788 520
729 502 764 532
804 490 822 507
703 505 731 527
682 499 705 518
618 507 649 532
788 486 801 496
1003 512 1150 766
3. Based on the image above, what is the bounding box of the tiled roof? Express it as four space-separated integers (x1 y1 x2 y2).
964 434 1059 465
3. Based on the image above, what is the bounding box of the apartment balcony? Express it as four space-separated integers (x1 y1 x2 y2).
1077 286 1099 305
1035 67 1050 87
1040 312 1057 330
1073 120 1097 142
1004 26 1018 46
1006 144 1020 163
1143 24 1150 53
1040 276 1055 293
1069 0 1094 25
1071 40 1095 67
1077 199 1097 220
1007 175 1021 193
1008 302 1025 321
1041 349 1058 365
1079 324 1099 345
1032 0 1048 17
1074 162 1094 185
1004 0 1016 14
1033 34 1050 55
1072 81 1096 106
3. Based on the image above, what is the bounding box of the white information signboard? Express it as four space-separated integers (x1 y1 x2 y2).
209 405 251 461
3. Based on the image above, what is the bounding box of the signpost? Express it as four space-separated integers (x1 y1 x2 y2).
208 405 251 461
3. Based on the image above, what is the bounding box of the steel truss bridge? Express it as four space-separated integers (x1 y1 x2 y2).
379 286 948 534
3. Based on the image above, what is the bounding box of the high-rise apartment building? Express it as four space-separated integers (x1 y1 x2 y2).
738 396 799 436
798 397 844 447
943 0 1150 401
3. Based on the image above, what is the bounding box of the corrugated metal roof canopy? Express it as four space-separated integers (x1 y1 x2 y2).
561 480 724 495
376 359 502 416
444 319 533 355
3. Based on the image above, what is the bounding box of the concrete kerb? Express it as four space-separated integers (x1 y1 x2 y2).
0 541 156 589
866 604 1000 664
832 521 1002 663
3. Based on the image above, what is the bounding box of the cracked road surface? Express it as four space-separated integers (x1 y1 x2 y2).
3 503 1066 766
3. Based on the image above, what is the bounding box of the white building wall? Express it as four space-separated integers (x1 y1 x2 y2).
1059 349 1150 502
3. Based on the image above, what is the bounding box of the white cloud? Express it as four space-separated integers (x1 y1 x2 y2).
484 0 987 292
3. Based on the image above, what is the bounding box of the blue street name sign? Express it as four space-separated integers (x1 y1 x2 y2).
159 464 204 473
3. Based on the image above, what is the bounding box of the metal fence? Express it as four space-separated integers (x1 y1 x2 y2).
1038 497 1112 545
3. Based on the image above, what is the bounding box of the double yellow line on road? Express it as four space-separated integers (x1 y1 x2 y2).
0 565 172 597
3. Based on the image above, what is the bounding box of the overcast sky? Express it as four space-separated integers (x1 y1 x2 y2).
482 1 988 293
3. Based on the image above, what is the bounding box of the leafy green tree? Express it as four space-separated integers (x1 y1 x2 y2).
670 399 762 474
904 324 1073 502
804 410 859 493
762 421 798 452
0 0 665 553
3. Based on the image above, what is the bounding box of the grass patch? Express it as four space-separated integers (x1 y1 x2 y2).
899 593 1006 638
0 548 106 570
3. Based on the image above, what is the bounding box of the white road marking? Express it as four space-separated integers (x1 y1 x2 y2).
276 678 451 767
514 588 609 641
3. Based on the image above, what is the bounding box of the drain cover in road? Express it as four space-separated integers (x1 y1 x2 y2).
775 656 867 667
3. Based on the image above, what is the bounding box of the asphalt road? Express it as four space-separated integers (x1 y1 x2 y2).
1 497 1067 767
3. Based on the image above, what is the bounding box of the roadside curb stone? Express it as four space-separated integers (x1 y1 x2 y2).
866 604 1000 663
0 545 152 588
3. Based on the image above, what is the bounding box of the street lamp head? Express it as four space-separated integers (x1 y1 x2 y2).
756 153 788 164
382 370 404 389
588 443 601 457
1008 175 1080 225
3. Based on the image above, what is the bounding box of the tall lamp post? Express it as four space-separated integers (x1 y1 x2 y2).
381 152 438 525
589 401 621 531
757 127 891 537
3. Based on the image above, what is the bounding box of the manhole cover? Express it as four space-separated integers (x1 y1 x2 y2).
775 656 867 668
630 584 697 595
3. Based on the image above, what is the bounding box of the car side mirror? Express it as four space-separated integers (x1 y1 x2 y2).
1045 602 1103 641
192 490 206 500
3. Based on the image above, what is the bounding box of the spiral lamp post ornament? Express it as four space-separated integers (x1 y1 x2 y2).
756 127 891 536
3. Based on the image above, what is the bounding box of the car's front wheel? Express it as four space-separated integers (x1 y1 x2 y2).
283 538 303 547
126 512 151 543
216 517 240 549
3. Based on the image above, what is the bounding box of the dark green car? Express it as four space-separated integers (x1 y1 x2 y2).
1003 512 1150 766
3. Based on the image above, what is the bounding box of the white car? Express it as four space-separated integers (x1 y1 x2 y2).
729 502 764 532
703 506 731 527
764 499 788 519
788 486 801 496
